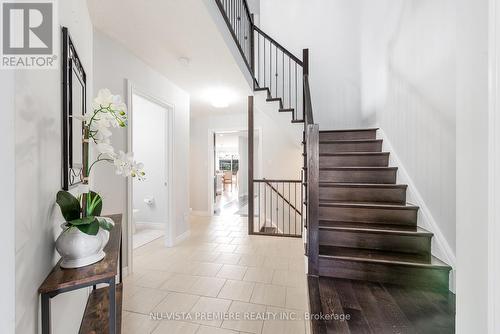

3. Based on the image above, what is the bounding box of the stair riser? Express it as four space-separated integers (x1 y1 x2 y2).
318 257 449 290
319 154 389 168
319 206 418 225
319 230 431 257
319 169 397 184
320 141 382 153
320 130 377 141
319 186 406 204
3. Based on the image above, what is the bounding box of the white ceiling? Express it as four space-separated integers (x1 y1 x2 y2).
215 132 241 152
87 0 252 117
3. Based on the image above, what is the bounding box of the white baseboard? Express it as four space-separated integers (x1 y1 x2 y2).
135 222 164 230
378 129 457 292
190 210 212 217
175 230 191 245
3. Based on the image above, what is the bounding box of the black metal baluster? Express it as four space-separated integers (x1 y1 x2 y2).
293 63 298 119
282 51 284 106
258 33 260 85
275 46 278 98
282 183 285 234
258 182 261 232
294 182 297 235
264 182 267 230
270 182 273 230
289 58 291 109
263 37 266 87
270 43 272 95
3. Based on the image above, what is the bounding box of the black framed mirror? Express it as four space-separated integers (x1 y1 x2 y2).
62 27 86 190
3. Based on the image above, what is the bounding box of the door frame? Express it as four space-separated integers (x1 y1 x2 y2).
208 127 263 215
126 80 175 275
488 0 500 331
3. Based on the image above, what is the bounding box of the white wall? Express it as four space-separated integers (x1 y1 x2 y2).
0 69 15 334
92 31 190 253
132 94 167 224
190 102 302 214
14 1 94 333
260 0 363 129
359 0 456 263
238 135 249 196
456 0 489 331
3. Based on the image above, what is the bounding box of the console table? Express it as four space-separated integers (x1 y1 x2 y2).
39 214 123 334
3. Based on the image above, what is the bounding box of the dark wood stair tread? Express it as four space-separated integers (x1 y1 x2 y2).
320 166 397 170
320 128 379 133
319 139 383 144
319 220 417 231
320 152 389 156
319 221 431 235
304 166 398 171
304 152 390 156
266 97 282 102
319 246 449 268
319 182 407 189
319 201 419 210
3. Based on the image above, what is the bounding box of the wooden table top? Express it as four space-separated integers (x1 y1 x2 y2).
38 214 122 294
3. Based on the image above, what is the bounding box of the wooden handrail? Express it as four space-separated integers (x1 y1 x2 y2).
254 179 301 183
214 0 254 77
253 26 304 66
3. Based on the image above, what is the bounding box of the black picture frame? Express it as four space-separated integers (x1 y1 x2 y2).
62 27 86 190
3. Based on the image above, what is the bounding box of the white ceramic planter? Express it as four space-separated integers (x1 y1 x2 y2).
55 217 114 268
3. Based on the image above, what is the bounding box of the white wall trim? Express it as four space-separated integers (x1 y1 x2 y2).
488 0 500 331
134 222 164 230
174 230 191 245
190 210 212 217
126 80 175 274
378 129 456 291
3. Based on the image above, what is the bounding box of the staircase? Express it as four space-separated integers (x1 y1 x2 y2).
213 1 453 330
314 128 451 291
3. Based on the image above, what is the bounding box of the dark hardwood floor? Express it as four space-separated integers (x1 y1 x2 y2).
308 276 455 334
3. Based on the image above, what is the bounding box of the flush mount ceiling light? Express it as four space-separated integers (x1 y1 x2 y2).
203 87 237 108
178 56 190 66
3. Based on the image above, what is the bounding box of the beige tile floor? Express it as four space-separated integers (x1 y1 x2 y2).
122 214 310 334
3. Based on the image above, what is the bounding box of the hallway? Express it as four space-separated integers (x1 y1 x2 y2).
122 214 309 333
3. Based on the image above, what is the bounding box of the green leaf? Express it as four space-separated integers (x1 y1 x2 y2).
68 216 95 226
56 191 81 221
87 191 103 216
76 219 99 236
97 218 114 231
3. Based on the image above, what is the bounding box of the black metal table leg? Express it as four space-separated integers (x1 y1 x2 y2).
109 277 116 334
41 293 51 334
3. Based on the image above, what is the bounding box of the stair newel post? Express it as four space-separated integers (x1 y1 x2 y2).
250 13 255 86
306 124 319 276
248 95 254 235
302 48 309 122
81 126 90 217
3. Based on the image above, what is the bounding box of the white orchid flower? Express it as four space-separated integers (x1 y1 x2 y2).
85 89 144 181
96 142 115 156
93 88 114 108
111 151 145 179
